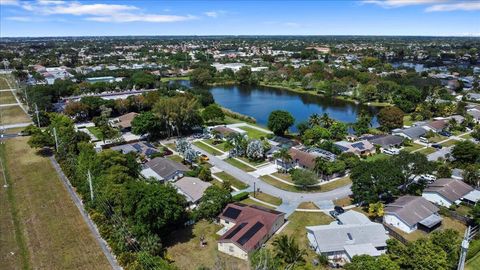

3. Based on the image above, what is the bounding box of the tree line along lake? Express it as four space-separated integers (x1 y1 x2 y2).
170 80 380 131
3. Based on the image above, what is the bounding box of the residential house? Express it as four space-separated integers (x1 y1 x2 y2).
110 112 138 131
422 178 480 207
217 203 285 260
278 147 316 170
211 126 240 139
384 196 442 234
466 93 480 102
393 126 427 140
467 107 480 123
364 135 404 149
307 147 337 162
334 140 376 156
110 141 159 158
140 157 189 182
423 120 448 133
307 211 389 265
173 177 212 208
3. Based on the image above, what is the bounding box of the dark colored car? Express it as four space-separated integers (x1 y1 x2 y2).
432 143 443 149
334 206 345 214
439 131 452 137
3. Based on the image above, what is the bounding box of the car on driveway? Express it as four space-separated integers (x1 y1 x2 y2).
439 131 452 137
200 154 209 161
432 143 442 149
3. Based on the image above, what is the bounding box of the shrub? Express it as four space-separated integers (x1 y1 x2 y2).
232 191 249 202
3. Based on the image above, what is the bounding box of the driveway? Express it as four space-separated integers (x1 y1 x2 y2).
191 145 352 206
427 146 452 161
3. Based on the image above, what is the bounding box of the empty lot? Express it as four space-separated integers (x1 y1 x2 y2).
0 138 111 269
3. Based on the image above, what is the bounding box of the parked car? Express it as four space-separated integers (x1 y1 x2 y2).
419 174 437 183
419 137 429 144
200 154 209 161
329 206 345 218
432 143 443 149
439 131 452 137
382 148 400 155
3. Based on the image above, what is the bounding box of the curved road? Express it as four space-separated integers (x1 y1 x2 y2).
192 145 352 206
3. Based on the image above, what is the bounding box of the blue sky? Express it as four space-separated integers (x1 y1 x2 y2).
1 0 479 37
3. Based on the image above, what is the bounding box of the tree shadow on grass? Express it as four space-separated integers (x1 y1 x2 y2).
36 147 53 157
163 224 194 247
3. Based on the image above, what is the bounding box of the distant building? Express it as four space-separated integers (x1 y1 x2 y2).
334 140 376 156
393 126 427 140
141 157 188 182
307 211 389 265
86 76 118 83
110 141 158 158
422 178 480 207
384 196 442 234
363 135 404 149
217 203 285 260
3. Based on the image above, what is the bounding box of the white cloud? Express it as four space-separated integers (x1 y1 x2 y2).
42 3 139 16
37 0 65 5
426 2 480 12
6 16 32 22
362 0 443 8
0 0 20 5
204 11 218 18
87 14 196 23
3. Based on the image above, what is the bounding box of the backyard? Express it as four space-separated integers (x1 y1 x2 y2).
165 220 248 270
1 105 30 125
86 126 103 140
193 141 223 155
238 126 269 139
0 91 17 104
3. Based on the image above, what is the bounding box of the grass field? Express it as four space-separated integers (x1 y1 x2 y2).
249 192 282 206
333 197 353 207
204 139 228 151
466 253 480 270
1 105 30 125
225 158 256 172
272 172 293 182
166 220 248 270
0 138 110 269
417 147 436 155
0 75 12 89
213 171 249 190
238 126 269 139
193 141 223 155
403 143 425 152
260 175 322 193
440 139 459 147
297 202 319 209
0 91 17 104
365 153 388 162
86 126 103 140
267 212 332 269
240 198 276 209
167 154 184 163
320 176 352 192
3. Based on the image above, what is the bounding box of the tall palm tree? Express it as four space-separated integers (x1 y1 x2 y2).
273 148 292 173
313 157 327 179
320 113 334 128
272 235 306 269
308 113 321 127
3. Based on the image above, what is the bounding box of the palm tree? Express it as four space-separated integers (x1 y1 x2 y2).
273 148 292 173
313 157 327 180
272 235 306 269
320 113 334 128
308 113 321 127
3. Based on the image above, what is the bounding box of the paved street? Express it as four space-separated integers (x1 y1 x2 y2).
191 145 352 207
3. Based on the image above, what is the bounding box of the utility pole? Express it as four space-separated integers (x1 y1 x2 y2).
34 103 40 127
88 170 94 201
53 127 59 151
254 181 256 198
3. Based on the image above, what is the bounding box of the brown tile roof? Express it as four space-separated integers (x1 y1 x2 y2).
385 196 439 227
117 112 138 129
427 120 447 131
424 178 474 202
289 148 316 169
219 203 285 253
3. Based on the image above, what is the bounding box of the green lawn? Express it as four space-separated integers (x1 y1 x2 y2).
297 202 319 209
1 105 30 125
193 141 223 155
165 220 248 270
266 212 333 269
272 172 293 183
86 126 103 139
240 198 275 209
428 134 447 143
467 252 480 270
417 147 436 155
213 171 249 190
365 153 388 162
0 91 17 104
237 156 267 167
238 126 269 139
320 176 352 192
224 158 256 172
403 115 414 126
0 75 12 89
160 76 189 82
461 133 473 140
167 155 184 163
440 139 458 147
165 143 176 151
249 192 282 206
260 175 322 193
204 139 228 151
403 143 425 152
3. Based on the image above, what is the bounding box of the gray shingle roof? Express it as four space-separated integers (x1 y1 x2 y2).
423 178 474 203
173 177 212 203
385 196 439 227
145 157 188 179
366 135 404 148
398 127 427 139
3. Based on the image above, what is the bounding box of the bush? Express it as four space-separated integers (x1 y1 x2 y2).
232 191 249 202
467 237 480 260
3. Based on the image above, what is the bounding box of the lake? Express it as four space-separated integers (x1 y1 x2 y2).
169 80 379 131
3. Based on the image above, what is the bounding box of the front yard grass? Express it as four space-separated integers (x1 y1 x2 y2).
333 197 353 207
240 198 276 209
320 176 352 192
440 139 458 147
1 138 110 269
165 143 177 151
237 156 267 167
167 155 184 163
193 141 223 155
272 172 293 183
0 91 17 104
403 143 425 152
213 171 249 190
0 75 12 89
365 153 388 162
225 158 256 172
267 212 333 269
204 139 228 151
260 175 322 193
238 126 269 139
86 126 103 140
417 147 436 155
165 220 248 270
297 202 319 209
428 134 447 143
250 192 282 206
1 105 30 125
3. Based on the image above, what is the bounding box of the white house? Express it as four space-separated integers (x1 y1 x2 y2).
384 196 442 234
422 178 480 207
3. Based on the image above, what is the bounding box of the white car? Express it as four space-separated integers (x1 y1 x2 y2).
382 148 400 155
419 137 429 144
419 174 437 183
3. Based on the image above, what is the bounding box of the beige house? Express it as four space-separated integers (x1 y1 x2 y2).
217 203 285 260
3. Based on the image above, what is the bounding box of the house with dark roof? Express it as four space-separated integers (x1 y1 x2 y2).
334 140 375 156
110 141 159 158
384 196 442 234
217 203 285 260
140 157 189 182
307 211 389 264
422 178 480 207
210 125 241 138
393 126 427 140
364 135 404 149
277 147 316 170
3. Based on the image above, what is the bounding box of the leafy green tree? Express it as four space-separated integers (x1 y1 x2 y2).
236 66 255 85
190 67 213 86
378 106 404 131
267 110 294 136
463 165 480 187
201 104 225 123
345 255 399 270
250 249 281 270
401 238 448 270
452 140 480 164
291 168 318 189
471 125 480 141
436 164 452 178
131 112 165 138
272 235 307 268
430 229 461 270
154 95 203 137
195 186 232 220
273 148 292 173
393 86 422 113
329 121 348 140
352 113 372 135
302 126 331 145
